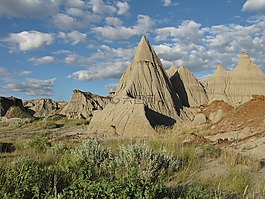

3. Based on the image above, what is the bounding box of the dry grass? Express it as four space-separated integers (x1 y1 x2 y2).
1 120 265 198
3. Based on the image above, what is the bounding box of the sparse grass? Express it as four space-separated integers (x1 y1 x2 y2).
1 121 265 198
220 149 261 172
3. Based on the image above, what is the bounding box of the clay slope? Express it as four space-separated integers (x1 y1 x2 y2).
212 95 265 133
169 65 208 107
202 100 233 123
88 35 186 137
202 52 265 106
24 98 66 118
60 90 110 119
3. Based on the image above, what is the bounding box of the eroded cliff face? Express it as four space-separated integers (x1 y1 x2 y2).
24 98 66 118
202 52 265 106
60 90 110 119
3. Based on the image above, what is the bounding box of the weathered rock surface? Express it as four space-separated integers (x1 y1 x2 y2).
202 100 233 124
0 96 26 117
212 95 265 133
60 90 110 119
202 52 265 106
24 98 66 118
88 35 187 137
169 65 208 107
5 106 32 119
193 113 207 125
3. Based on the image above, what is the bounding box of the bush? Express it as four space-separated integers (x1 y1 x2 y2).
0 140 179 198
25 134 51 151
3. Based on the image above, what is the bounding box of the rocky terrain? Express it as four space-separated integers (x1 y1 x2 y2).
1 35 265 159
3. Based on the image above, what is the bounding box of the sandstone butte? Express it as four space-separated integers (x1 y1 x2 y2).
87 35 188 137
202 52 265 106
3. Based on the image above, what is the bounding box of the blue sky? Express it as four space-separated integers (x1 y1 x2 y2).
1 0 265 101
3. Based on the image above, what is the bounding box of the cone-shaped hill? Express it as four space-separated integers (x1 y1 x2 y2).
168 65 209 107
202 52 265 106
87 36 186 137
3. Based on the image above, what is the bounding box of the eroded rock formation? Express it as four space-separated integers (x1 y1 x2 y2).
60 90 110 119
88 35 187 137
169 65 208 107
0 96 26 117
202 52 265 106
24 98 66 118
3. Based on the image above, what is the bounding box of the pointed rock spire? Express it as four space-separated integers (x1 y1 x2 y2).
133 35 162 65
213 63 228 76
202 52 265 106
170 66 208 107
166 65 178 78
87 36 186 137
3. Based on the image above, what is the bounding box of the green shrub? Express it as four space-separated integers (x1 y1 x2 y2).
25 134 51 151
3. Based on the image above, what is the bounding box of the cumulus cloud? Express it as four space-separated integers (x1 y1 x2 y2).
155 20 203 42
28 56 55 65
105 17 123 27
65 44 134 81
4 31 54 51
93 15 154 40
2 78 56 96
50 13 84 30
58 31 88 45
68 62 126 81
242 0 265 12
153 17 265 73
65 0 87 8
0 0 63 18
89 0 117 15
116 1 130 15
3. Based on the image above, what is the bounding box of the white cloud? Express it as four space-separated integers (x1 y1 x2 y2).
28 56 55 65
152 17 265 73
105 17 123 27
89 0 117 15
93 15 154 40
2 78 56 96
0 0 63 18
163 0 172 6
65 0 87 8
116 1 130 15
65 44 134 81
50 13 84 30
58 31 88 45
19 71 32 76
155 20 203 42
69 62 126 81
4 31 54 51
242 0 265 12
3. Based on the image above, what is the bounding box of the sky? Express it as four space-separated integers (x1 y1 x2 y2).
1 0 265 101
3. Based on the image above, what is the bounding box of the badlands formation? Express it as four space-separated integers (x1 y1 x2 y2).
202 52 265 106
88 36 187 136
0 35 265 139
88 36 265 137
60 89 110 119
